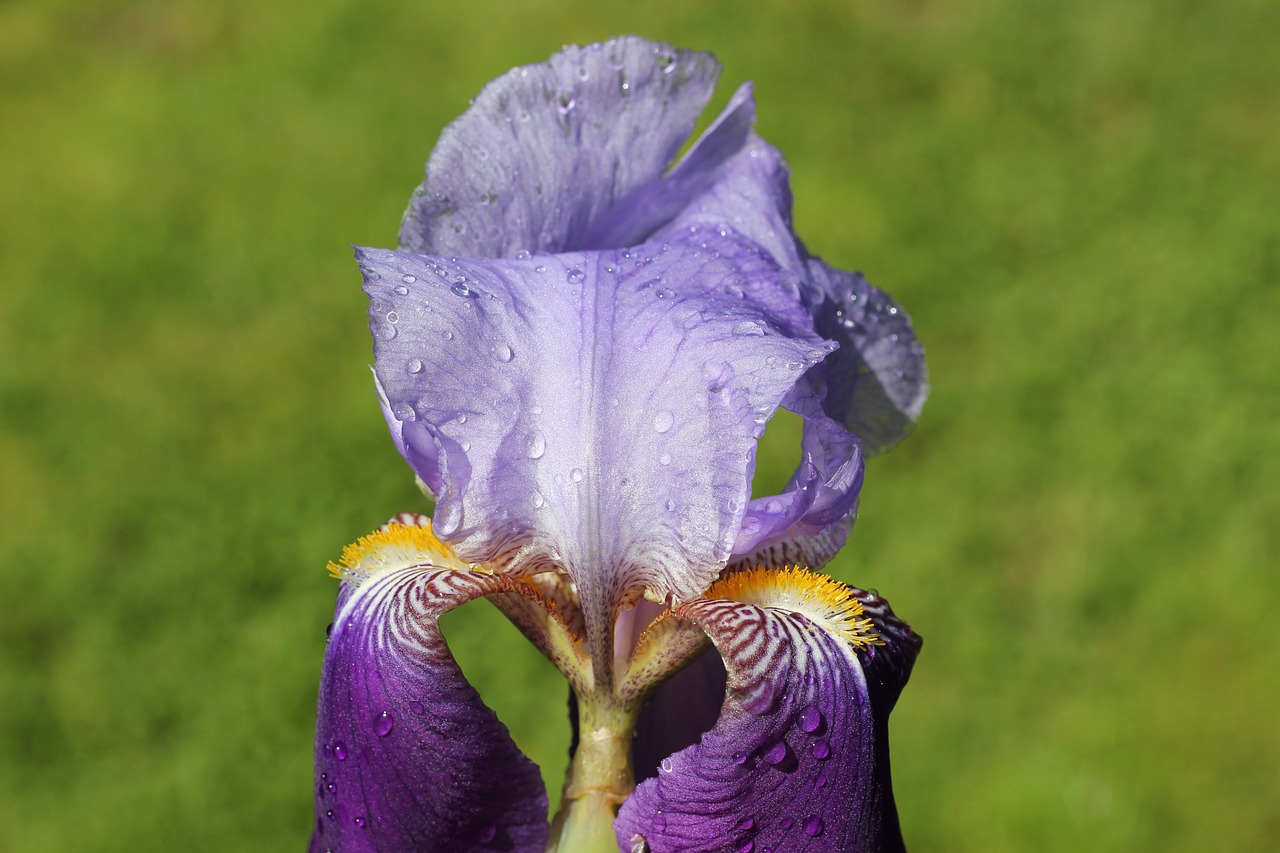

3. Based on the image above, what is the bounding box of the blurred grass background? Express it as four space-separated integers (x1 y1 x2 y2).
1 0 1277 849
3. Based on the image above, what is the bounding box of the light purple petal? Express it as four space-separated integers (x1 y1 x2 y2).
656 130 802 272
660 130 928 456
373 369 443 497
578 82 758 251
360 233 831 641
399 37 721 258
733 389 864 560
802 259 928 456
615 581 920 853
312 565 548 852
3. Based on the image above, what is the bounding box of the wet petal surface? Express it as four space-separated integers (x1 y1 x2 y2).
312 521 548 853
361 233 829 638
400 37 720 258
615 570 921 853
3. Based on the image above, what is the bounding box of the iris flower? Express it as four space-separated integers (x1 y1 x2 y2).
312 37 927 853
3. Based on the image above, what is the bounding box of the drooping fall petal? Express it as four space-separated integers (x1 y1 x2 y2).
614 568 921 853
312 519 548 853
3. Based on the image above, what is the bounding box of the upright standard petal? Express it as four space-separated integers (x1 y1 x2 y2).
312 519 549 853
615 568 921 853
361 232 831 641
400 37 721 258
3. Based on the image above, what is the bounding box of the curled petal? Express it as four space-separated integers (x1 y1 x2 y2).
802 259 928 456
361 232 830 633
614 568 921 853
312 525 548 852
399 37 721 258
733 390 863 561
662 130 928 456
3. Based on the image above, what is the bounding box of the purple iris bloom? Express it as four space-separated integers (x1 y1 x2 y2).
312 37 927 853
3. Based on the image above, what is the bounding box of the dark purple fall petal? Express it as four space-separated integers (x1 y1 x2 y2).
312 567 548 853
614 588 921 853
360 231 831 632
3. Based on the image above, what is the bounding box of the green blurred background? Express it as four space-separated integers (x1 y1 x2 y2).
2 0 1276 849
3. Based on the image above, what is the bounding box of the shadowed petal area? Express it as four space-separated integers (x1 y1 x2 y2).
312 562 548 853
399 37 721 258
802 259 928 456
360 233 831 636
630 648 726 784
615 570 921 853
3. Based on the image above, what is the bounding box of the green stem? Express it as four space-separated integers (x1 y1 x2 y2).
546 696 637 853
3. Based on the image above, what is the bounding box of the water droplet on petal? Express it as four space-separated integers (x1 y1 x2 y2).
373 711 394 737
811 740 831 760
556 89 576 114
354 815 367 828
378 323 397 340
525 431 546 459
798 706 823 733
392 402 416 421
803 816 824 837
666 500 676 512
566 268 585 284
736 817 755 832
451 282 473 298
660 757 674 773
492 343 514 362
762 741 789 766
407 358 424 374
570 467 584 483
816 771 828 788
659 454 671 466
394 284 409 295
409 701 425 715
653 410 674 433
334 742 348 761
401 274 417 284
737 841 754 853
326 809 336 821
779 817 794 831
533 492 545 508
733 321 764 337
